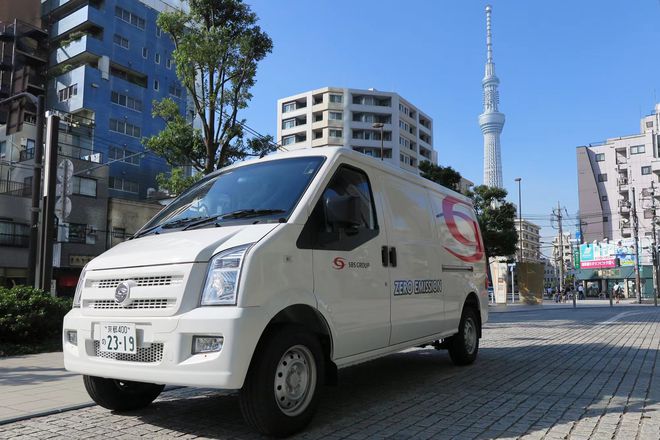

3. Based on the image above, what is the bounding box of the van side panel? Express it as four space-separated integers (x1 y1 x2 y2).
381 174 445 345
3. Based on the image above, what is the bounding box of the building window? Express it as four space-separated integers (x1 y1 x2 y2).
115 6 145 30
597 173 607 182
112 227 126 239
154 80 159 91
329 111 343 121
71 176 97 197
642 166 652 175
282 118 295 129
142 47 148 58
329 129 342 138
647 121 654 128
0 140 5 158
156 27 162 38
168 84 183 98
282 102 296 113
166 59 172 69
603 216 608 222
68 223 87 244
595 153 605 162
111 91 143 112
630 145 645 155
602 195 608 201
329 94 343 103
0 221 29 247
109 177 139 194
109 119 141 138
58 84 78 102
109 147 141 165
113 34 129 49
155 53 161 64
282 136 295 146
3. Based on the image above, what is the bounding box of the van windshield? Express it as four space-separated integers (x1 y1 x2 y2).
137 157 325 237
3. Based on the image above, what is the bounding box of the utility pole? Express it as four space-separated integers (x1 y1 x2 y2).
39 113 60 293
650 182 659 307
632 186 642 303
556 201 565 295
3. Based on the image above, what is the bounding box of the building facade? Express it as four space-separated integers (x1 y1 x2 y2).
551 232 574 273
276 87 437 174
479 5 505 188
515 219 541 262
577 104 660 251
39 0 187 199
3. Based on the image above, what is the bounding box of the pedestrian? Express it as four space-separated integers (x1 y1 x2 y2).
578 284 584 300
613 282 621 304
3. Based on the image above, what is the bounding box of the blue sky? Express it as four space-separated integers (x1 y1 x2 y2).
241 0 660 252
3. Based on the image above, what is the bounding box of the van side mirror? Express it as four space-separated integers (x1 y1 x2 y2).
325 195 362 229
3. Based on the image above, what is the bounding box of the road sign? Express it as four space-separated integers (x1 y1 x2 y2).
55 196 72 220
56 159 74 196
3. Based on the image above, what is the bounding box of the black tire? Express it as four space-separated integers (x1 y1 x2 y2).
239 326 324 437
83 375 164 411
447 307 480 366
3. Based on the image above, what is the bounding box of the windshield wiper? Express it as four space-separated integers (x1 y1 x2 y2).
182 209 287 231
132 216 206 239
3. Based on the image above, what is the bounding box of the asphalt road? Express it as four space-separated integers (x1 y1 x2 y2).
1 306 659 439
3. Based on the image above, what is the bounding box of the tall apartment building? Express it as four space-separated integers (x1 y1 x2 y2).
577 104 660 255
514 219 541 262
276 87 437 174
551 232 574 272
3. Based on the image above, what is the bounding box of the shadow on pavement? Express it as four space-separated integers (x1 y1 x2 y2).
129 315 659 440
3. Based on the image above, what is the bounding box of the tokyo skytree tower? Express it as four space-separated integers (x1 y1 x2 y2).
478 4 505 188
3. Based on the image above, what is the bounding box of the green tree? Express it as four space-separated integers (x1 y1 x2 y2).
418 161 462 191
467 185 518 258
147 0 275 175
155 167 202 196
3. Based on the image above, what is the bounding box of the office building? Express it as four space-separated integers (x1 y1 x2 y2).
514 219 541 262
276 87 437 174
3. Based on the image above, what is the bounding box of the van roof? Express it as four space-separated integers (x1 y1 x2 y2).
217 147 472 204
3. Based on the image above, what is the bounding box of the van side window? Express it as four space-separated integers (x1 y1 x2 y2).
297 165 379 251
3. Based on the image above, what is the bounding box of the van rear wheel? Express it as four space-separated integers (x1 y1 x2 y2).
83 375 164 411
447 307 480 366
239 326 324 437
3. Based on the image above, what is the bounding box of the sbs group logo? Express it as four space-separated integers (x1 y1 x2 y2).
332 257 346 270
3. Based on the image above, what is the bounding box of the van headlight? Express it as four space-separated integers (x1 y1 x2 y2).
72 265 88 308
200 244 252 306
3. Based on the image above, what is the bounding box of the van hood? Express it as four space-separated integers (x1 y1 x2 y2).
86 224 279 270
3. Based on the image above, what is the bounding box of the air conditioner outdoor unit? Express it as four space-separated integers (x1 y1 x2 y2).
20 138 27 147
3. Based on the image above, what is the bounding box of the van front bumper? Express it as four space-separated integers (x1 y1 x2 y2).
62 306 263 389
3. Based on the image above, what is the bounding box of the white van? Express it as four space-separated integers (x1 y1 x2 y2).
63 147 488 437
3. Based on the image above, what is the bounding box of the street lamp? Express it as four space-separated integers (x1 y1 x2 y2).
372 122 384 160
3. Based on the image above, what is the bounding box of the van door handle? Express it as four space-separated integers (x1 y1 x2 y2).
389 247 397 267
381 246 389 267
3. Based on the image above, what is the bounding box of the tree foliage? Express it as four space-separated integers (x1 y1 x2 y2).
155 167 202 196
148 0 276 174
418 161 462 192
467 185 519 258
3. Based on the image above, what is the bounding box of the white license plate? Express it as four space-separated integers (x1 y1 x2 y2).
100 323 137 354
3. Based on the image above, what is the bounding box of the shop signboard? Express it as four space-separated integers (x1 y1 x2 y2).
579 240 636 269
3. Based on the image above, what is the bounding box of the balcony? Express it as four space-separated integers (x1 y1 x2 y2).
50 34 103 66
0 180 30 197
49 5 104 40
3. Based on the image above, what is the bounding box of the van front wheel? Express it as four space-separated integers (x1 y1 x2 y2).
239 326 324 437
447 307 480 366
83 375 164 411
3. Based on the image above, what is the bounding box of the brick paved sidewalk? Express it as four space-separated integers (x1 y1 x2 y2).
0 352 92 423
1 307 659 439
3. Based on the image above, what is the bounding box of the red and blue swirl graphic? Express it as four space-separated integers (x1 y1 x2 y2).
440 196 484 263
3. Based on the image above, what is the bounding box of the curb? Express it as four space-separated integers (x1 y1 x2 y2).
0 402 96 426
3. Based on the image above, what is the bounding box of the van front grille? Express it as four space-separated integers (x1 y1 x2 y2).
94 341 164 363
92 276 181 289
86 299 174 310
